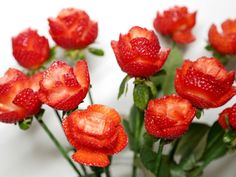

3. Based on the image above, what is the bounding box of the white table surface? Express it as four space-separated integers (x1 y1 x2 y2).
0 0 235 177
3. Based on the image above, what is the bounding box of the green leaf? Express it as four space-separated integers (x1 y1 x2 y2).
187 122 228 177
88 47 105 56
128 105 144 151
18 117 33 130
201 121 228 162
143 133 157 147
149 69 166 88
145 80 158 98
138 150 171 177
123 105 144 151
133 83 150 110
135 157 156 177
122 119 135 150
129 105 144 132
129 105 138 131
140 145 157 173
175 123 210 166
117 75 131 99
170 163 187 177
205 44 214 51
161 46 183 95
179 155 196 171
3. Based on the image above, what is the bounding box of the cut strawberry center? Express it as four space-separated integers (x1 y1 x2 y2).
77 112 107 136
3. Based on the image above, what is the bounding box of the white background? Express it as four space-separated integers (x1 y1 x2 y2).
0 0 235 177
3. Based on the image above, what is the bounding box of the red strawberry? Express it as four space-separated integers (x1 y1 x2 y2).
208 19 236 54
111 26 170 77
144 95 196 139
153 6 197 44
12 28 50 69
39 60 90 111
62 104 128 167
48 8 98 49
175 57 236 108
0 68 41 123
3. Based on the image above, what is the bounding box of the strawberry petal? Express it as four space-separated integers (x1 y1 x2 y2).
13 88 41 115
39 60 89 111
72 148 109 167
102 125 128 155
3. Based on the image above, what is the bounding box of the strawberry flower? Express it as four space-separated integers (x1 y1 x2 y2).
144 95 196 139
62 104 128 167
0 69 42 123
175 57 236 108
48 8 98 49
111 26 170 77
38 60 90 111
208 19 236 55
12 28 50 69
153 6 197 44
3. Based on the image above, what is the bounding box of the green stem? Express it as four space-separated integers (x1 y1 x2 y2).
105 166 111 177
132 153 137 177
155 139 165 177
36 118 82 177
132 108 143 177
88 89 94 105
54 110 62 124
95 171 101 177
80 165 88 176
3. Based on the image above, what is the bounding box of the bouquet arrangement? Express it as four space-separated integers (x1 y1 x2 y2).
0 4 236 177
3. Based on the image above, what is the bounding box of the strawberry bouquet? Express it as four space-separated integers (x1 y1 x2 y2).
0 5 236 177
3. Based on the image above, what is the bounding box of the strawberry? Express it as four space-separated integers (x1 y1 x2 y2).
153 6 197 44
208 19 236 54
111 26 170 77
39 60 90 111
0 68 41 123
62 104 128 167
12 28 50 69
218 104 236 130
175 57 236 108
48 8 98 49
144 95 196 139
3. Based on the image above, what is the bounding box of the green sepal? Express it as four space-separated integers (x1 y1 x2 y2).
18 117 33 130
